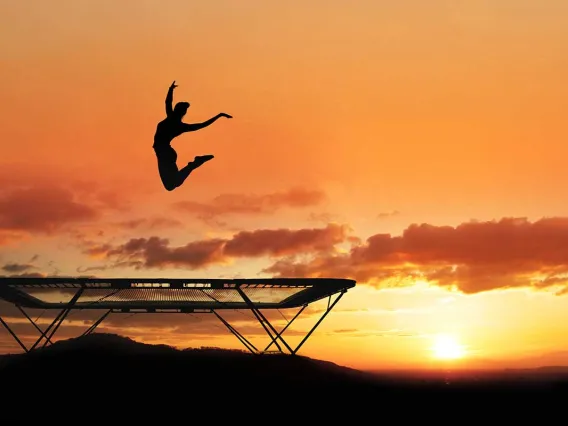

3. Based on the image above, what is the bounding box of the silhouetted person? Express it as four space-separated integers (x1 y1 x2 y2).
153 81 232 191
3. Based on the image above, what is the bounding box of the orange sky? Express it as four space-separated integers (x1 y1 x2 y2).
1 0 568 370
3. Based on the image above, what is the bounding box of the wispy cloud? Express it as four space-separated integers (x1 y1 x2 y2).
174 187 326 224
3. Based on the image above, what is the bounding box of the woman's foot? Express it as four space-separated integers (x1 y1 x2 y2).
189 154 214 169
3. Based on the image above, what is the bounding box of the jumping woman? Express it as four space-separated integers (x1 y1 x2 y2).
153 81 232 191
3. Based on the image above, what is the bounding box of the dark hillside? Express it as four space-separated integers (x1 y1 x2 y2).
1 333 566 418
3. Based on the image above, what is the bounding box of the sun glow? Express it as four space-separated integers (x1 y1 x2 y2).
431 334 466 360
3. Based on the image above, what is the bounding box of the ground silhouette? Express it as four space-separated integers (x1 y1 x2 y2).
1 333 567 418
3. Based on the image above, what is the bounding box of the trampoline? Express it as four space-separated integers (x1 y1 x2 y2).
0 276 355 355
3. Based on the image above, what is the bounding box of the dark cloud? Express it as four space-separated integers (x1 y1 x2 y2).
0 164 141 242
85 224 350 270
1 263 35 273
224 224 349 257
264 217 568 295
0 186 98 233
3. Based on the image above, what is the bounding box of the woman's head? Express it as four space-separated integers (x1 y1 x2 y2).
173 102 190 118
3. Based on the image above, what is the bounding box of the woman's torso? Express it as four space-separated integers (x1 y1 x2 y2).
153 118 181 162
153 117 183 148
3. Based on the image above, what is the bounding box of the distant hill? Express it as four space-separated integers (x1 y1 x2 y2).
1 333 567 418
0 332 377 386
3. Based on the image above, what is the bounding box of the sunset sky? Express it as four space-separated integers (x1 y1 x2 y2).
1 0 568 371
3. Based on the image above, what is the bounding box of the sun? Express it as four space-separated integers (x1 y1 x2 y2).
431 333 466 360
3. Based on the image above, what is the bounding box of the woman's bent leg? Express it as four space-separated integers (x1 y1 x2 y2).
156 154 215 192
176 162 194 188
157 159 182 191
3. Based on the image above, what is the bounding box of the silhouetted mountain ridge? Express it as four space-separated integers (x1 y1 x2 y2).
15 332 180 356
1 333 567 418
0 333 378 388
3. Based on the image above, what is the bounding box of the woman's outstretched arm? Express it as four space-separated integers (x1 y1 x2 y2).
165 81 177 116
181 113 232 132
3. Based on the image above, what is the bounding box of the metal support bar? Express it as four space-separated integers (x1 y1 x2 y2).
264 305 306 352
217 288 346 355
200 288 260 354
17 305 54 345
0 316 28 352
41 288 84 348
292 291 345 355
213 310 258 354
40 311 68 349
29 288 84 351
236 287 286 353
28 309 65 351
0 284 349 356
82 309 111 337
256 308 294 354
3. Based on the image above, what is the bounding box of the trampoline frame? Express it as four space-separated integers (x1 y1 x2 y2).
0 277 355 355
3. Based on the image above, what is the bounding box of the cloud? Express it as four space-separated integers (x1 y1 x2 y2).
0 231 24 246
115 217 183 230
264 217 568 295
307 212 344 224
0 185 98 233
0 164 143 243
174 188 326 222
224 224 349 257
90 189 131 212
0 272 45 278
1 263 35 273
83 224 350 270
377 210 401 219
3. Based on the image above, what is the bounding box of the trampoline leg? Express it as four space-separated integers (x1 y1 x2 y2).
29 288 84 351
82 309 111 336
210 287 348 356
28 309 65 351
292 291 345 355
213 310 258 354
0 315 28 352
17 305 54 346
237 287 291 354
263 305 307 352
